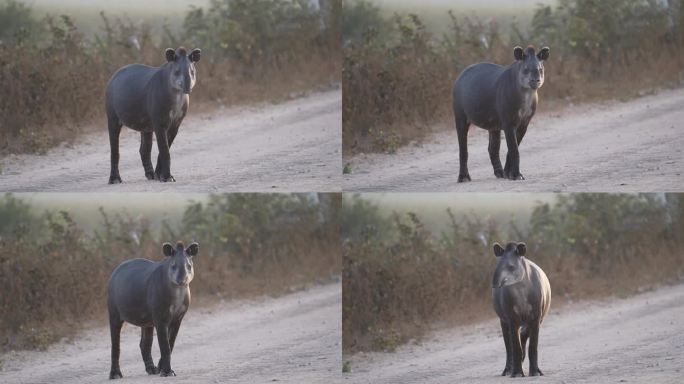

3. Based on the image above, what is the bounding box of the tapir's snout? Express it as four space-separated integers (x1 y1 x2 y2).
529 79 542 89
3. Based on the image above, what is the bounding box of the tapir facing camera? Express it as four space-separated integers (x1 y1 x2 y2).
492 242 551 377
107 241 199 379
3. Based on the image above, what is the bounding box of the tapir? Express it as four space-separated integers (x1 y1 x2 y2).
106 47 201 184
107 241 198 379
452 46 550 182
492 242 551 377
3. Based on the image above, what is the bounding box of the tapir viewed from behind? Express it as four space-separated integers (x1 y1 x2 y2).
107 241 198 379
492 242 551 377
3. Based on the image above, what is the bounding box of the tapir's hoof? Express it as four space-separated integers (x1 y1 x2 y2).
145 172 155 180
505 171 524 181
457 173 472 183
510 371 525 378
501 367 512 376
108 176 122 184
529 368 543 376
494 169 505 178
146 365 160 375
155 172 176 182
109 369 123 379
160 369 176 377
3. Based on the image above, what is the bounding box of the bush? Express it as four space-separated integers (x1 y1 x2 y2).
0 0 341 155
342 0 684 155
342 193 684 354
0 193 340 352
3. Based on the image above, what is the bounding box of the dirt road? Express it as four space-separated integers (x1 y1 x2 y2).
0 283 341 384
344 88 684 192
344 283 684 384
0 90 341 192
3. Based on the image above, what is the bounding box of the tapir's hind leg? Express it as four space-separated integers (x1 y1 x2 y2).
454 110 471 182
520 325 529 362
107 112 123 184
140 132 155 180
109 312 124 379
140 326 159 374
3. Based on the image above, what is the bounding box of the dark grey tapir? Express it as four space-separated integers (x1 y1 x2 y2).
452 45 550 182
106 47 201 184
107 241 198 379
492 242 551 377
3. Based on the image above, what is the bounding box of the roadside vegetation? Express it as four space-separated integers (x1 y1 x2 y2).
342 193 684 354
0 0 341 155
0 193 340 352
342 0 684 154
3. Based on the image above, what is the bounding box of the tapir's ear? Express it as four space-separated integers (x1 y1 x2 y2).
516 242 527 256
537 46 550 61
513 46 525 61
493 243 505 257
189 48 201 63
162 242 174 257
165 48 176 62
186 242 199 257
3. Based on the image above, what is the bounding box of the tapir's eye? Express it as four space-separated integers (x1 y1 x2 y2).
523 68 530 75
507 265 515 271
174 70 181 76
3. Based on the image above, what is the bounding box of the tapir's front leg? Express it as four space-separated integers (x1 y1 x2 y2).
488 130 504 178
508 322 525 377
500 320 513 376
155 323 176 377
153 126 175 182
503 125 524 180
140 326 159 374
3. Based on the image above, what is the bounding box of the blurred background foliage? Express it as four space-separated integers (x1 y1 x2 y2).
0 0 341 155
0 192 340 352
342 193 684 353
342 0 684 154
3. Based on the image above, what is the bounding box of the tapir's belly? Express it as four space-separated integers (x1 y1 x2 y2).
119 305 154 327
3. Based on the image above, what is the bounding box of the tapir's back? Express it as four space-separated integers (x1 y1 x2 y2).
105 64 160 127
453 62 505 128
106 64 158 98
107 258 158 325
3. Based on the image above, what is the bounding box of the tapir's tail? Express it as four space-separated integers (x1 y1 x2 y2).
520 326 529 362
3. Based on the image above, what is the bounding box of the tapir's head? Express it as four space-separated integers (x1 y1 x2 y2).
513 45 549 90
165 47 201 94
492 242 527 288
162 241 199 286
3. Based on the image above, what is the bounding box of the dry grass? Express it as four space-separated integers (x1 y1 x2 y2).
342 0 684 155
0 0 341 155
0 193 341 353
342 193 684 354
